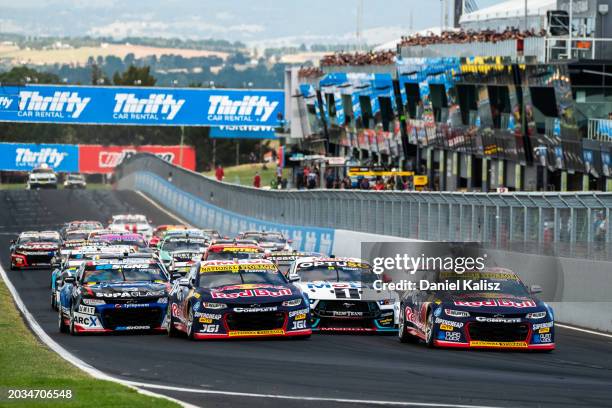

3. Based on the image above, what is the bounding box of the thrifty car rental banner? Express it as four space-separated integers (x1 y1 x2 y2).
0 85 284 127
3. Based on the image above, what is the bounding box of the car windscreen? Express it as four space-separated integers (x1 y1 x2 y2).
198 268 287 288
65 232 89 241
259 236 286 244
296 261 373 282
19 236 60 244
162 239 206 252
95 236 147 248
82 263 167 283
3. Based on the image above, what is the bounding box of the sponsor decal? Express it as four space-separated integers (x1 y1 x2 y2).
199 317 213 323
194 312 222 320
233 306 278 313
539 327 550 334
444 331 461 341
331 311 363 317
116 325 151 330
288 308 309 317
200 324 220 333
475 316 522 323
78 305 95 315
72 312 102 328
19 91 90 119
78 145 196 173
434 317 464 328
212 288 292 299
0 95 16 110
207 95 278 123
469 341 528 348
95 290 165 298
532 321 554 330
539 333 552 343
294 314 307 321
440 324 454 331
228 329 284 337
291 320 308 330
404 306 415 323
113 93 185 120
306 281 360 289
0 143 79 172
454 300 537 308
297 260 369 270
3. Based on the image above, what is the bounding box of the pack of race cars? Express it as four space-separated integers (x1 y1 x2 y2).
9 215 555 350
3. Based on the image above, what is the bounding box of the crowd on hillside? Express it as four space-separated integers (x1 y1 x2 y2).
298 66 324 78
399 27 546 47
320 50 396 67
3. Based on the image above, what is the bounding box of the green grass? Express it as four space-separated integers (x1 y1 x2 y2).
0 281 179 407
203 163 290 187
0 183 111 190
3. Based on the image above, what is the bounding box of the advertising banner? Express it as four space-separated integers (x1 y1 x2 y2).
0 85 284 128
209 125 277 139
78 145 196 173
0 143 79 172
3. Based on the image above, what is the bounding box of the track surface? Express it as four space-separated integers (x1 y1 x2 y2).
1 189 612 408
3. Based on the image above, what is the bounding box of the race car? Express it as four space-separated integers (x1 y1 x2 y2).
264 251 321 276
201 229 221 240
10 231 62 270
287 257 398 333
89 232 149 250
50 245 137 309
58 256 170 335
256 232 293 252
60 229 91 250
167 259 311 340
157 235 208 277
61 220 104 237
149 224 190 247
397 268 555 350
108 214 153 239
26 165 58 189
203 243 265 261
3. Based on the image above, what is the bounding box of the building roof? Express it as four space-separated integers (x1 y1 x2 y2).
460 0 556 23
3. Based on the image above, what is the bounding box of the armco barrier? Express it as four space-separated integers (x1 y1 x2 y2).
116 153 612 261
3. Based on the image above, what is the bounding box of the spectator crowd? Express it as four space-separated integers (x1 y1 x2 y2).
399 27 546 47
320 50 396 67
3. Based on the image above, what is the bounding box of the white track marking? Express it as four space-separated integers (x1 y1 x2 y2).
556 323 612 339
123 380 502 408
0 262 198 408
136 190 192 226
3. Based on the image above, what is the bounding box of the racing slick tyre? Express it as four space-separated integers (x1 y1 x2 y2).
58 308 68 334
398 307 417 344
186 307 195 340
167 303 181 338
68 310 80 336
424 308 435 348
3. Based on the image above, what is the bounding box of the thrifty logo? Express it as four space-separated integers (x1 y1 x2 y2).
113 93 185 120
19 91 90 118
15 148 67 168
207 95 278 123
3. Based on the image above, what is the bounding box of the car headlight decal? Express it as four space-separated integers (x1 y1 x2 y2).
202 302 227 310
444 309 470 318
282 298 302 307
526 311 547 319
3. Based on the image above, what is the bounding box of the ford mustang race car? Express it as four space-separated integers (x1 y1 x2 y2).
157 235 208 277
60 229 91 250
203 243 265 261
10 231 62 270
89 232 149 250
287 257 398 333
256 232 293 252
61 220 104 237
167 259 311 340
108 214 153 239
397 268 555 350
58 257 170 335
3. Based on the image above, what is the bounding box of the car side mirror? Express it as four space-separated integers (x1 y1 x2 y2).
530 284 542 294
288 274 300 282
64 276 76 284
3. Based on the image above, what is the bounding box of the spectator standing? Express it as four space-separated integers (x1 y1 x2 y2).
359 177 370 190
215 164 224 182
253 172 261 188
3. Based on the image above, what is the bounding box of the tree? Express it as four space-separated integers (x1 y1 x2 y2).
0 66 59 84
112 65 156 86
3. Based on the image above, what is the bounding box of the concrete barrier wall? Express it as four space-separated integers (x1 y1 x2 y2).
119 170 612 332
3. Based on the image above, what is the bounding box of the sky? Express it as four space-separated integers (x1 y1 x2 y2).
0 0 501 46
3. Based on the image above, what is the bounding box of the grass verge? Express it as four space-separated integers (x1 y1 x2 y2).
0 281 179 407
203 163 290 187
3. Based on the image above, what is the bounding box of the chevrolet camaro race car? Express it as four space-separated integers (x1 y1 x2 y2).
167 259 311 340
288 257 398 333
397 268 555 350
238 231 293 252
264 251 321 275
58 257 170 335
10 231 61 270
149 224 189 247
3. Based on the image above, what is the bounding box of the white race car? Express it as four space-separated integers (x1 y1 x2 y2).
287 257 398 333
108 214 153 239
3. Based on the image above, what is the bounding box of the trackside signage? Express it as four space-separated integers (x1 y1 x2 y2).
0 85 284 127
0 143 196 173
0 143 79 172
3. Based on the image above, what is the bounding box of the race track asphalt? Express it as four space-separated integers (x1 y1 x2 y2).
1 189 612 408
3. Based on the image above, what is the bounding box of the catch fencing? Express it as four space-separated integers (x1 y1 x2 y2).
116 153 612 260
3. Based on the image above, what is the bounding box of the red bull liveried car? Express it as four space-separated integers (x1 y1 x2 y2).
167 259 311 340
